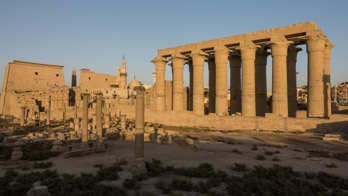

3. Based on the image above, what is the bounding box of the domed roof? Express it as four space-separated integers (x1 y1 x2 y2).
129 76 140 88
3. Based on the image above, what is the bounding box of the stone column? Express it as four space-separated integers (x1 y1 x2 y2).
95 93 105 152
255 49 270 116
120 114 126 131
238 44 260 116
62 103 66 122
46 96 51 125
229 52 242 114
287 45 302 117
191 51 207 115
151 57 168 112
188 59 194 111
324 40 334 118
92 113 97 131
172 54 186 112
81 93 90 148
104 113 110 128
214 49 230 115
208 55 216 113
305 35 326 118
20 106 26 126
133 86 147 175
269 41 292 117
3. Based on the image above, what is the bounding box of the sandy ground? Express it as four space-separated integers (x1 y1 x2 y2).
1 129 348 194
33 130 348 177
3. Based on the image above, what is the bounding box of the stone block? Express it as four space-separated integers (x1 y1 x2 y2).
26 186 49 196
323 134 341 141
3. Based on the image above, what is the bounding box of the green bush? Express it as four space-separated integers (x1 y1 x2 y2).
317 172 348 190
123 178 140 190
170 178 193 191
256 154 266 160
325 163 337 168
96 164 122 181
174 163 215 178
232 148 242 154
264 151 274 156
145 159 165 176
226 164 326 195
22 141 60 161
93 184 126 196
34 162 53 169
332 152 348 161
0 145 13 161
231 163 248 172
194 180 212 193
272 157 281 162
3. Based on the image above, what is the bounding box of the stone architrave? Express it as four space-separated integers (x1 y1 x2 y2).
305 35 326 118
255 49 270 116
207 55 216 113
20 106 26 126
81 93 90 149
214 49 230 115
190 51 208 115
237 43 260 117
151 57 168 112
95 93 105 152
229 52 242 114
171 54 186 112
324 40 334 118
269 40 293 117
132 86 147 175
287 44 302 117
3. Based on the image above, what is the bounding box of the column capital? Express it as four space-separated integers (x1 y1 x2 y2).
214 49 230 64
324 40 335 59
304 35 327 53
134 86 146 95
267 41 293 56
151 56 168 63
81 93 90 97
171 53 187 60
236 43 260 60
190 50 207 67
288 44 303 52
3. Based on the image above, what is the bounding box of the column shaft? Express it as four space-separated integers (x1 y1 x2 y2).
191 52 206 115
81 93 89 148
188 60 194 111
229 54 242 114
239 44 260 116
306 36 326 118
269 41 292 117
20 107 26 126
134 86 145 165
287 45 302 117
208 56 216 113
324 41 334 118
255 50 269 116
172 55 186 111
46 96 51 125
214 50 229 115
152 57 168 112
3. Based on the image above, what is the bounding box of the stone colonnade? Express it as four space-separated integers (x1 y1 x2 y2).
152 23 334 119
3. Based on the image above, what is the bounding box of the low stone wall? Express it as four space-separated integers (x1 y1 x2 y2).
118 104 348 132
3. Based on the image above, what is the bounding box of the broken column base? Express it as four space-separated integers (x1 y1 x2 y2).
131 158 147 176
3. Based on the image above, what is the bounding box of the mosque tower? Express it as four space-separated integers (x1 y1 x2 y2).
118 56 128 98
71 67 77 87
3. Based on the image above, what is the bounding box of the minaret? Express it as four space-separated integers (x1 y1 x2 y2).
119 56 128 98
72 67 77 87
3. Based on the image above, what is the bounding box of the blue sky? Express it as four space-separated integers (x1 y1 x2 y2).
0 0 347 92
